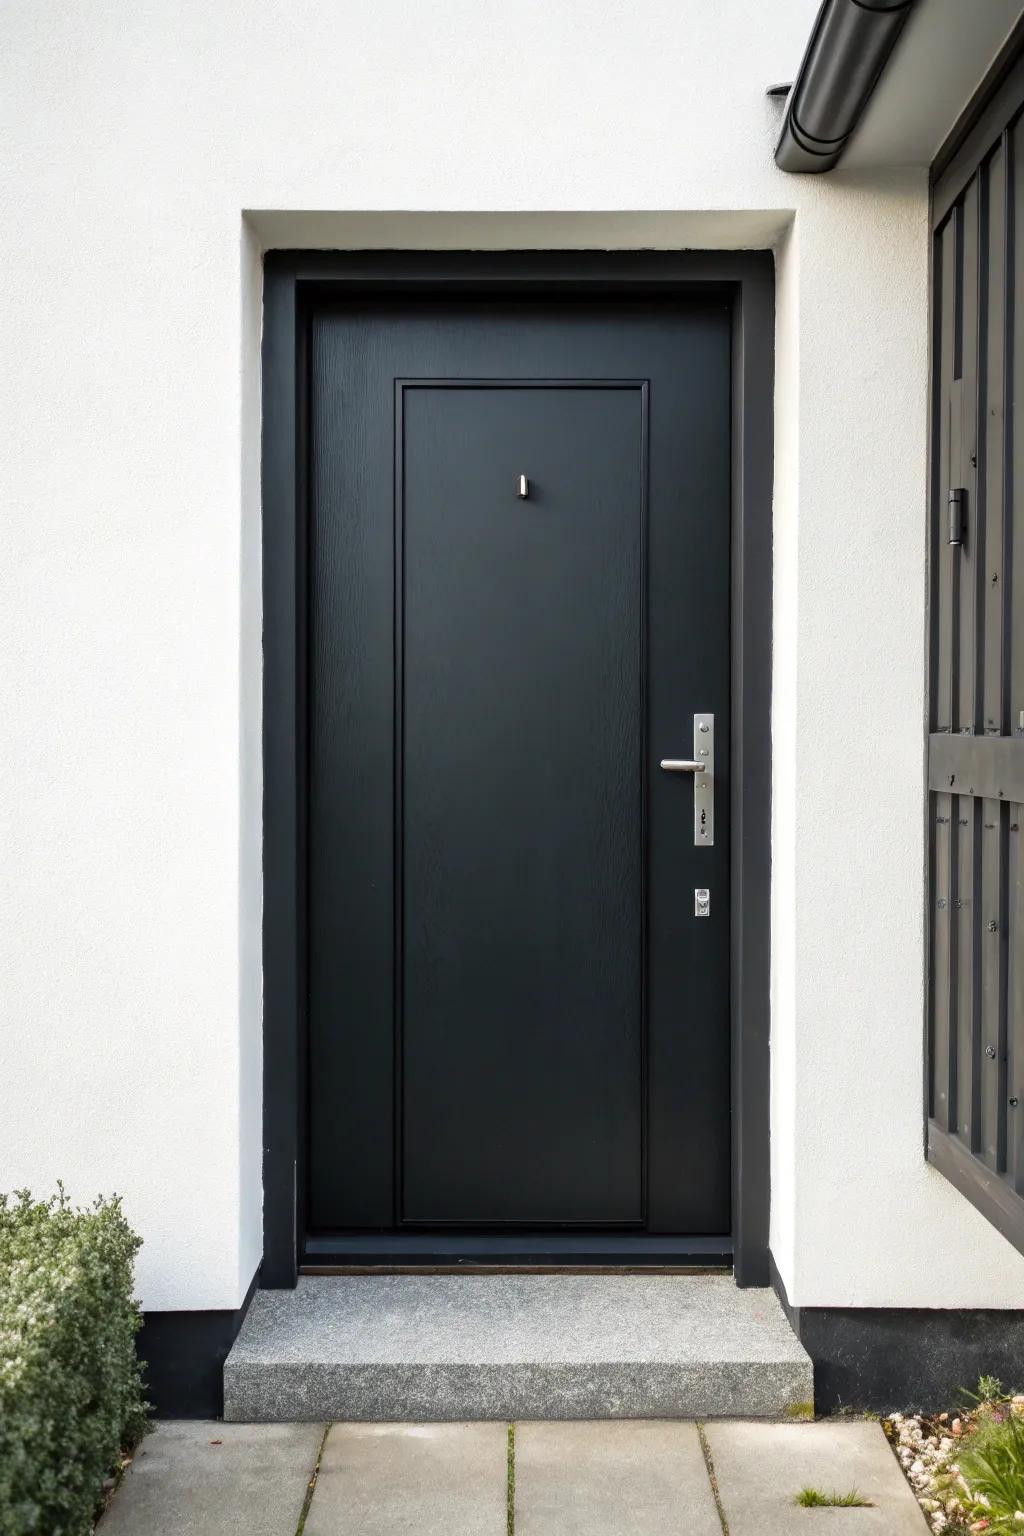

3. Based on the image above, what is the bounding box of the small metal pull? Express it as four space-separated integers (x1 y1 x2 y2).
518 475 530 499
660 760 706 773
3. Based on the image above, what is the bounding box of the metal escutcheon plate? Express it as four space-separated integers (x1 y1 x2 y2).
693 712 714 847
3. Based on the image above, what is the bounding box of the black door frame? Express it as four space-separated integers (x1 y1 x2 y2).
261 250 774 1288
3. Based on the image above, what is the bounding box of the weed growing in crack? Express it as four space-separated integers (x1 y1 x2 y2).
795 1486 872 1508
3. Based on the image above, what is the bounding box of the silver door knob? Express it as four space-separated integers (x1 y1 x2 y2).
659 759 706 773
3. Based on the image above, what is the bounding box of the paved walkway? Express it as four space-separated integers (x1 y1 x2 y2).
99 1419 927 1534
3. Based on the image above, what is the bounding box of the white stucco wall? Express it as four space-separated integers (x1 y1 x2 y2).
3 0 1024 1311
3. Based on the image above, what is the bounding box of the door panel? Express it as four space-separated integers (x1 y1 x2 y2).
401 383 644 1223
307 297 731 1240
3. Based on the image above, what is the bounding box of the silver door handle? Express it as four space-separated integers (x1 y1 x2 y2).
659 714 714 846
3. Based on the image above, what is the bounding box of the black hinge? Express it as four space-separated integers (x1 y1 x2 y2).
948 487 966 547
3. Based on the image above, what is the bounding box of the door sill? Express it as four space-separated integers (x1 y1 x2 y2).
302 1231 733 1270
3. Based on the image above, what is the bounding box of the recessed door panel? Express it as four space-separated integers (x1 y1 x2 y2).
400 383 644 1223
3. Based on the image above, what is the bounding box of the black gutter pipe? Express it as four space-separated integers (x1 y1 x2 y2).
775 0 916 173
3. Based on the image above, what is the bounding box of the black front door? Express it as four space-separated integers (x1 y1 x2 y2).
306 296 731 1249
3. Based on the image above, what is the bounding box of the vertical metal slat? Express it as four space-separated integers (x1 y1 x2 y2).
980 798 1008 1166
931 214 960 1129
955 795 981 1146
936 217 958 734
1009 809 1024 1191
960 175 982 735
933 793 956 1129
1011 117 1024 735
956 177 982 1149
980 146 1009 1168
1008 120 1024 1190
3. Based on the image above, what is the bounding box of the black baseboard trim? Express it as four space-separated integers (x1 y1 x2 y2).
770 1253 1024 1413
138 1269 259 1419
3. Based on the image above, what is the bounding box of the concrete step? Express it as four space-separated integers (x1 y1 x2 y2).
223 1274 812 1422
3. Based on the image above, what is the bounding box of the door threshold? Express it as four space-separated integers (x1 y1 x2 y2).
302 1232 733 1269
301 1263 731 1276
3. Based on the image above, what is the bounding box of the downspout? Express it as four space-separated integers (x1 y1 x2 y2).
775 0 916 173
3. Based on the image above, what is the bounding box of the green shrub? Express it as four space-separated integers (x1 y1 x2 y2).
0 1187 148 1535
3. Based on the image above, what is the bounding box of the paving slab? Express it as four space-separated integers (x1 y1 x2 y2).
304 1421 507 1535
98 1420 324 1535
224 1274 812 1420
704 1421 928 1534
515 1420 721 1535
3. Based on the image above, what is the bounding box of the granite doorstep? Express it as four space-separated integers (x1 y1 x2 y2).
226 1359 812 1423
224 1274 812 1422
227 1274 808 1363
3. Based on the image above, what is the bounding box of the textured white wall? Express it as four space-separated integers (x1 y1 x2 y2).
3 0 1024 1311
777 181 1024 1307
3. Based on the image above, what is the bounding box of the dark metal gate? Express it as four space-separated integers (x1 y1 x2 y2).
928 47 1024 1250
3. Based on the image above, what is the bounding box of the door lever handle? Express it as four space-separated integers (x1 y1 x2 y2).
659 713 714 846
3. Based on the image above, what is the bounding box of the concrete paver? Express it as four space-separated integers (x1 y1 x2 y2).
304 1421 507 1536
98 1421 324 1535
705 1421 928 1534
515 1420 721 1535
